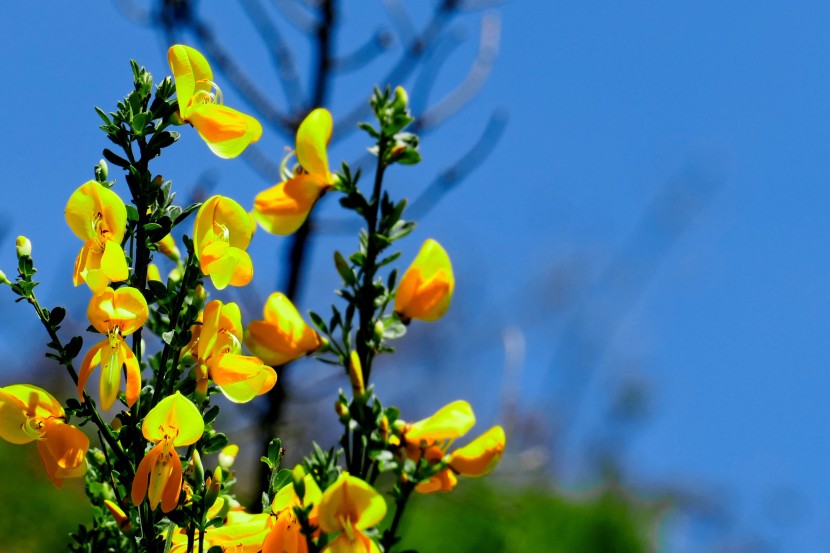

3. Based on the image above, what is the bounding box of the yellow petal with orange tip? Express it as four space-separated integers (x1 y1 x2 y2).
168 44 213 117
318 473 386 533
449 425 505 477
252 173 330 235
208 354 276 403
244 292 321 365
405 400 475 444
394 239 454 322
414 468 457 494
295 108 333 179
142 391 205 446
188 104 263 159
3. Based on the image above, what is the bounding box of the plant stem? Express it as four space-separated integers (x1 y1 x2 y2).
380 482 415 552
355 134 390 385
27 291 133 471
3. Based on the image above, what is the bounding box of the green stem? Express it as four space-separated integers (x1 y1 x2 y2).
355 134 390 386
152 258 197 404
380 482 415 552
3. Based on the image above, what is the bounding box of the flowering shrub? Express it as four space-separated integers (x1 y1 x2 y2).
0 46 504 553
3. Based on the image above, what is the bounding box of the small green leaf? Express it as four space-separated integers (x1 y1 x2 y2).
334 251 356 286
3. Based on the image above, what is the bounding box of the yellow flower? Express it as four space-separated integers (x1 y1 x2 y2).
394 239 454 322
188 299 277 403
0 384 89 487
168 508 271 553
262 472 322 553
132 392 204 513
78 287 148 410
253 109 335 235
317 473 385 553
194 196 255 290
168 44 262 159
65 180 129 294
244 292 321 366
402 401 505 494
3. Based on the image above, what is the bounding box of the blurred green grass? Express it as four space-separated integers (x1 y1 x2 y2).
0 438 657 552
0 440 88 553
398 478 659 553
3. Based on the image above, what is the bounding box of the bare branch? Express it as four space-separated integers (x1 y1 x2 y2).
414 12 501 131
272 0 317 33
381 0 417 47
332 29 395 73
239 0 306 111
409 107 508 219
240 143 283 183
332 0 462 142
459 0 507 11
112 0 154 26
410 26 466 114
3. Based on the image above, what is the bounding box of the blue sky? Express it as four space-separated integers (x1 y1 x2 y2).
1 2 829 551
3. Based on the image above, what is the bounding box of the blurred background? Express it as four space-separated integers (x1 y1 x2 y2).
1 1 829 551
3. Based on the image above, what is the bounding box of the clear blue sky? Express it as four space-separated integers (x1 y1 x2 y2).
1 2 829 551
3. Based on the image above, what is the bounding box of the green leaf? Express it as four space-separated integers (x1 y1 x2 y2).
102 148 129 169
65 336 84 360
334 251 356 286
308 311 328 334
49 306 66 326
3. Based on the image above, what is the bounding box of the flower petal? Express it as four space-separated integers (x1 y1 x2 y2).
209 354 276 404
132 443 160 506
160 450 183 513
296 108 333 179
318 473 386 533
168 44 213 117
143 391 205 446
252 174 329 235
101 239 129 283
188 104 263 159
449 425 505 477
406 400 475 444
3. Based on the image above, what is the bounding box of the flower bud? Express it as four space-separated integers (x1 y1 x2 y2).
348 350 365 397
218 444 239 470
335 400 349 419
15 236 31 259
104 500 133 537
0 270 9 285
96 159 109 181
373 320 384 344
168 266 183 283
147 263 162 283
394 239 454 322
393 86 409 111
152 175 164 188
156 233 181 261
204 477 221 510
191 450 205 486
